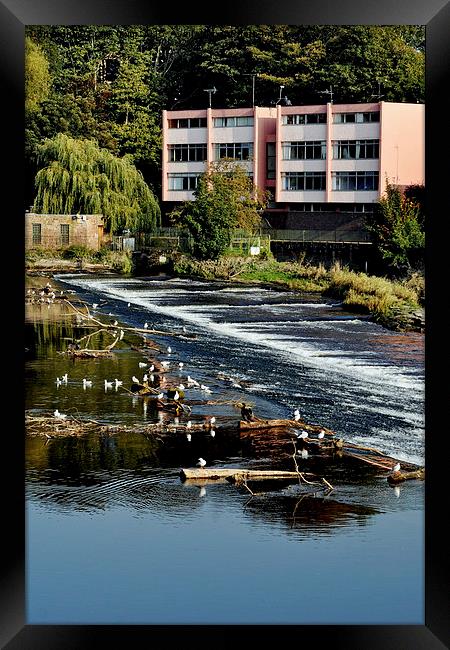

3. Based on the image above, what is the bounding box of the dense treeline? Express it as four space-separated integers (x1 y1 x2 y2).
25 24 425 216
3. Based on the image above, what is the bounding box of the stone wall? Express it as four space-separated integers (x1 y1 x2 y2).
25 213 104 250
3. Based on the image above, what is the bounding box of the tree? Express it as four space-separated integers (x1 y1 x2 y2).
366 180 425 274
171 160 269 260
33 133 160 234
25 37 51 113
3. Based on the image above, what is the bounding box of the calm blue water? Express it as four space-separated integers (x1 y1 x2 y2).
26 274 425 625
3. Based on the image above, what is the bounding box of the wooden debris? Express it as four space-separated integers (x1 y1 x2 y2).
180 468 301 482
387 468 425 484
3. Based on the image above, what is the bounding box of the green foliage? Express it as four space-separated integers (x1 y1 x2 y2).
33 133 161 234
62 244 95 260
170 160 268 260
366 180 425 273
25 37 51 113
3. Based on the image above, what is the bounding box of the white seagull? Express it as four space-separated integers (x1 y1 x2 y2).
293 408 301 421
186 433 192 442
210 430 216 438
149 365 155 372
196 457 206 468
157 393 164 399
392 462 401 473
139 362 148 368
132 376 140 384
167 347 172 354
143 374 148 383
144 322 149 329
318 430 325 440
179 362 184 369
186 421 192 429
82 378 92 388
210 416 216 425
92 303 98 309
297 431 308 439
54 409 67 420
114 379 123 388
61 373 68 383
104 379 113 390
173 391 179 401
161 361 170 369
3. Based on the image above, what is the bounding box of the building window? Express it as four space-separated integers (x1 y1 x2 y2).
60 224 70 245
282 141 326 160
282 113 326 125
213 143 253 161
167 173 200 191
333 111 380 124
213 116 254 127
332 171 379 191
281 172 326 191
32 223 41 245
332 139 379 159
168 144 207 162
168 117 207 128
266 143 276 179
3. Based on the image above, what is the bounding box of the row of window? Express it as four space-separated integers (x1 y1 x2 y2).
281 171 379 191
167 171 254 191
281 111 380 125
32 223 69 245
168 139 380 163
168 112 380 129
167 171 379 192
168 116 254 129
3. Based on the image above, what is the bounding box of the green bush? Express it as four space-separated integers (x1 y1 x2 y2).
63 244 95 260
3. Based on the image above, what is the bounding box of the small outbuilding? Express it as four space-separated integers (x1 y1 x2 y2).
25 213 105 250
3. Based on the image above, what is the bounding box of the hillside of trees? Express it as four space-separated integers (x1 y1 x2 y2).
25 25 425 217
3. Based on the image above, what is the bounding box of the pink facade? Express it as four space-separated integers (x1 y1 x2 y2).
161 102 424 212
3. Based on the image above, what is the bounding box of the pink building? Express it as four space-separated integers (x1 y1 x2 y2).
161 102 424 222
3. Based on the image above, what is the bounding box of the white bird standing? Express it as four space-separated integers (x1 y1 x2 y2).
92 303 98 309
114 379 123 388
167 347 172 354
210 416 216 425
297 431 308 439
61 373 68 383
149 365 155 372
197 457 206 468
82 378 92 388
199 486 206 497
157 393 164 399
210 430 216 438
54 409 67 420
173 391 179 401
139 362 148 368
392 462 401 473
293 408 301 421
143 374 148 383
104 379 113 390
318 430 325 440
187 376 200 387
186 421 192 429
144 322 149 329
161 361 170 369
132 376 140 384
179 362 184 369
186 433 192 442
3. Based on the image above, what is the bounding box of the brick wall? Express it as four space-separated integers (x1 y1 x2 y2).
25 213 104 250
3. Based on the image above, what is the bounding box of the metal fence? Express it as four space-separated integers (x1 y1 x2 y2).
120 226 371 253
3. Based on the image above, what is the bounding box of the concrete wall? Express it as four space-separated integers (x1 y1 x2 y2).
25 213 104 250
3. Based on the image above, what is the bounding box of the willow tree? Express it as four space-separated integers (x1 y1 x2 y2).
33 133 160 233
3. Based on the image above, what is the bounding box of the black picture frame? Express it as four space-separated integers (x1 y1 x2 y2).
3 1 449 647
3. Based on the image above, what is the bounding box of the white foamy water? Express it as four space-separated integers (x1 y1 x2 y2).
56 275 425 463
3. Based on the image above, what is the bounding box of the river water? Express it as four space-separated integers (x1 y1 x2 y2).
25 273 425 625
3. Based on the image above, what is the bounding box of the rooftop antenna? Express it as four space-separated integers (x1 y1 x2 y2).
321 85 334 103
369 80 385 102
243 73 259 107
276 85 285 105
204 87 217 108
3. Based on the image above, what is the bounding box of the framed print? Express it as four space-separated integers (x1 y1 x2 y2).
2 0 449 647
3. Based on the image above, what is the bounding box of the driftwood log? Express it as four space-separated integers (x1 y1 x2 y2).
387 469 425 484
180 468 301 482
